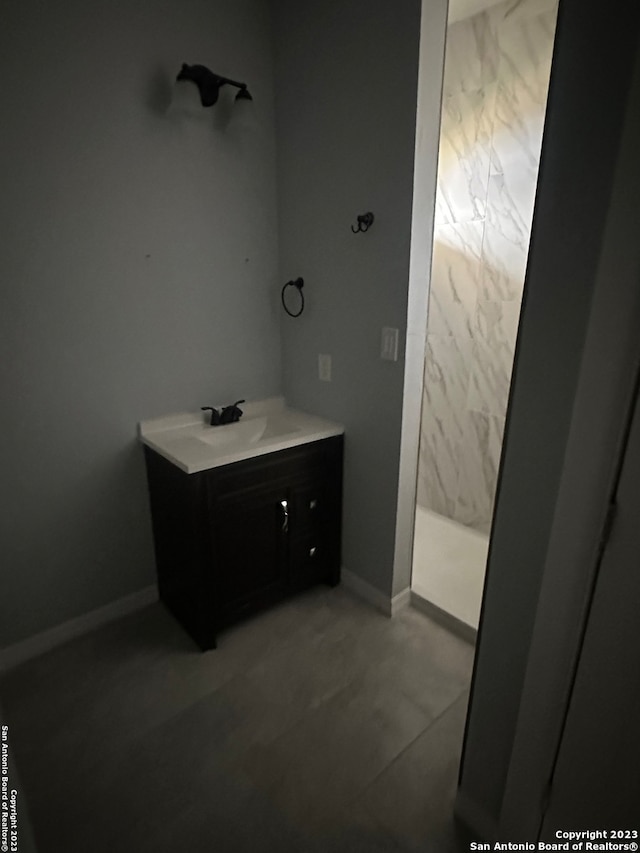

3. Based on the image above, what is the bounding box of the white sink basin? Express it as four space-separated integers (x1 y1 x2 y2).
139 397 344 474
197 415 301 448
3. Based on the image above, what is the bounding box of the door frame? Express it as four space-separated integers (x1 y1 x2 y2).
496 35 640 836
394 0 640 838
390 0 447 599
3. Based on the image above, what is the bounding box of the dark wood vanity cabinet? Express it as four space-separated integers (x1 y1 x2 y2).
143 436 343 650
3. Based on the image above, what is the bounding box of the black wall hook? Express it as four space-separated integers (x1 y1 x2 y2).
351 212 375 233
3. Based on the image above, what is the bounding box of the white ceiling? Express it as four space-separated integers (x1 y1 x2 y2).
448 0 507 23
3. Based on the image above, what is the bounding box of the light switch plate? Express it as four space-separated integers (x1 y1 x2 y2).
381 327 399 362
318 353 332 381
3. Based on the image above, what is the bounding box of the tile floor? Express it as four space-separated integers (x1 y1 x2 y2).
0 585 475 853
412 506 489 631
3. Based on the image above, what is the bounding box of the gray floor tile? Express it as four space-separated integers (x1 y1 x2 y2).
297 798 409 853
0 586 474 853
237 671 433 831
357 691 471 852
347 607 475 719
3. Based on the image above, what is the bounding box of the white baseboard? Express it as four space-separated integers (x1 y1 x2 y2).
341 568 391 615
1 574 411 673
341 569 410 617
390 586 412 616
0 586 158 673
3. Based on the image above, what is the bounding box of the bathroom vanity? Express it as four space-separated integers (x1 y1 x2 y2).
140 399 343 650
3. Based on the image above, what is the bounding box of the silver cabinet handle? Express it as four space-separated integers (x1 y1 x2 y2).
280 499 289 533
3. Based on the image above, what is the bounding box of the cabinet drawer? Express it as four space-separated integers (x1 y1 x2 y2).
208 441 331 499
288 536 330 588
292 482 331 533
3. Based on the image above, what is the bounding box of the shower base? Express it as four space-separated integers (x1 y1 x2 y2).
411 506 489 635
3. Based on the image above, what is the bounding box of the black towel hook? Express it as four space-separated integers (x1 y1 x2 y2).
351 212 375 233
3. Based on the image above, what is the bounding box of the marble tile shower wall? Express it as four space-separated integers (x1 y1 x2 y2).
417 0 557 533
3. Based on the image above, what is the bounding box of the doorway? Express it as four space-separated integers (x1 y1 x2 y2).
410 0 559 634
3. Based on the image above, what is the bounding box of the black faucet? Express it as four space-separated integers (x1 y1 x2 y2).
201 406 221 426
201 400 245 426
220 399 245 424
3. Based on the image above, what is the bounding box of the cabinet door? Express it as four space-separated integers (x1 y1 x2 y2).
209 481 289 614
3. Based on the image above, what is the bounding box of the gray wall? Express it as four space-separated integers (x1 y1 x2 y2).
272 0 423 597
0 0 282 648
457 0 640 833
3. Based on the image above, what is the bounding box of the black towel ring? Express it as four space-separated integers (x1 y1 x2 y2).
281 277 305 317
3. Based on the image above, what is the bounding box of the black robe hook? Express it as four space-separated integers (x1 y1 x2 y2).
351 212 375 233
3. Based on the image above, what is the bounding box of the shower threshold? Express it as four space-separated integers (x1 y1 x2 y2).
411 506 489 640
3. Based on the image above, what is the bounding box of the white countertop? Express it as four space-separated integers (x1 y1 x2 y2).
138 397 344 474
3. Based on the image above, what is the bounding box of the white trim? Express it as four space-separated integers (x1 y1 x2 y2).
390 586 412 616
392 0 448 597
341 571 411 617
0 586 158 673
341 569 393 616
